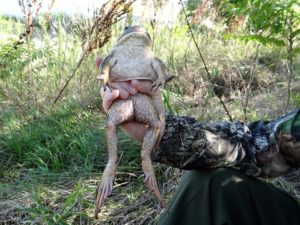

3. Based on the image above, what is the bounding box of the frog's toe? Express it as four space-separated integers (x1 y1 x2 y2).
144 173 164 205
95 178 114 218
151 81 161 91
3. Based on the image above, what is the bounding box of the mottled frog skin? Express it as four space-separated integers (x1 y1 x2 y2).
99 25 173 90
95 26 170 218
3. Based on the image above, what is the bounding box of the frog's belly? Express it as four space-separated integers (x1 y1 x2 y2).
109 62 157 82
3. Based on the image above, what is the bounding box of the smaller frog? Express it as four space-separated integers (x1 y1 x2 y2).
95 26 172 218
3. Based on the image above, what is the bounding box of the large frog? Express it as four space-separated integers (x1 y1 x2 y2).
100 26 173 90
98 25 173 124
95 26 172 217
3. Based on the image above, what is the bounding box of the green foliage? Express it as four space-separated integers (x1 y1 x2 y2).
229 34 285 46
0 14 98 110
186 0 201 13
0 16 24 36
0 104 105 171
0 41 28 79
221 0 300 46
221 0 300 110
292 92 300 105
162 89 183 115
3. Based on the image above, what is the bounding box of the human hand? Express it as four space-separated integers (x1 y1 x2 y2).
96 55 140 99
100 80 160 113
95 54 160 96
96 55 164 143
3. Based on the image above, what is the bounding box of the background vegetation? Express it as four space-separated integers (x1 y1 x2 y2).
0 0 299 224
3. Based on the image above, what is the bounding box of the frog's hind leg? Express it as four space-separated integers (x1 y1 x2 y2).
133 94 166 207
95 99 134 218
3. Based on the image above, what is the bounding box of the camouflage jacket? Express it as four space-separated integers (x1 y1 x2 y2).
151 108 300 178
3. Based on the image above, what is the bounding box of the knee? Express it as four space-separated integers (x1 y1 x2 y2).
106 120 116 129
153 120 161 131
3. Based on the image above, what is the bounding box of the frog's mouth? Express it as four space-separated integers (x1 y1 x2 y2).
117 26 151 43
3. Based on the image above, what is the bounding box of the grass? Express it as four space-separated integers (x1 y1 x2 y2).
0 99 180 224
0 104 104 171
0 10 300 225
0 101 176 224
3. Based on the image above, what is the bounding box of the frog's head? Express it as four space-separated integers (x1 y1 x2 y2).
116 26 151 47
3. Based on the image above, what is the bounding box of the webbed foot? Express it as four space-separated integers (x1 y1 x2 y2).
144 169 166 208
151 78 165 92
95 172 115 218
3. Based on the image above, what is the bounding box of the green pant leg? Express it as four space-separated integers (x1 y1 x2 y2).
158 168 300 225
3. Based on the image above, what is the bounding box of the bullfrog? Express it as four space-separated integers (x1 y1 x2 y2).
95 26 172 217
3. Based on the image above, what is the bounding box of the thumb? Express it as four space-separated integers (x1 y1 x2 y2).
102 88 120 113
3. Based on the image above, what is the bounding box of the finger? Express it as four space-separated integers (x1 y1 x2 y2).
118 82 137 96
109 82 129 99
130 80 153 94
100 86 118 99
102 89 120 113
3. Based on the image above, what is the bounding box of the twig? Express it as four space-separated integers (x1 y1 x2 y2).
243 43 260 121
179 0 233 121
53 0 135 104
54 49 87 103
285 10 295 111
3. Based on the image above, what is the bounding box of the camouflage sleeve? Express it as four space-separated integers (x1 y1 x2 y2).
151 108 300 178
151 113 249 173
253 108 300 177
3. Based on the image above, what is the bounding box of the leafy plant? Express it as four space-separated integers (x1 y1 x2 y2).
0 40 28 79
221 0 300 109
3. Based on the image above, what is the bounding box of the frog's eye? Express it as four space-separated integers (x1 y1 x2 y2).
124 26 130 30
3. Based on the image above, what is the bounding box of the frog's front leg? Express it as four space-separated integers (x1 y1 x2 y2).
151 90 166 145
95 99 134 218
151 57 174 91
98 51 117 88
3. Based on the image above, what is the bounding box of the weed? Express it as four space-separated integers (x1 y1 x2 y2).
0 103 105 171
